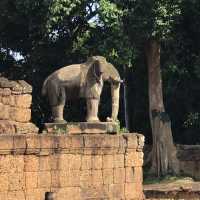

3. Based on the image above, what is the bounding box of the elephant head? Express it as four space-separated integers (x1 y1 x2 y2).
87 56 122 122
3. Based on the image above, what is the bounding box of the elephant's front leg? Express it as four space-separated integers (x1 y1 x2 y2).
86 98 100 122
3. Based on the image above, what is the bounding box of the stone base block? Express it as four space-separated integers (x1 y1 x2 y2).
0 120 38 134
0 133 145 200
44 122 118 134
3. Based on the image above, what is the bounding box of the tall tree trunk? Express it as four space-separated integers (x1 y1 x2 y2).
123 65 129 130
145 39 179 177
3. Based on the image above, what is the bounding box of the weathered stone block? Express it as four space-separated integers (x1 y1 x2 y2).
125 182 144 199
25 172 38 189
114 168 125 184
25 135 40 154
8 95 15 106
39 156 51 171
114 154 124 168
8 191 25 200
2 88 11 96
82 155 92 170
0 173 9 192
0 192 7 200
59 171 68 187
91 169 103 185
68 154 81 170
123 133 138 149
103 154 114 169
25 189 44 200
58 135 71 150
2 96 12 105
102 135 120 148
0 155 12 173
57 187 81 200
12 155 24 173
59 154 69 171
84 135 104 148
71 135 84 148
92 155 102 170
108 184 125 199
51 170 60 188
39 135 53 155
81 185 109 199
49 154 59 170
80 170 92 187
137 134 145 151
125 151 144 167
81 122 118 134
0 120 15 134
0 104 9 120
0 135 13 153
103 169 113 184
9 107 31 122
24 155 39 172
60 170 80 187
13 135 26 154
102 147 118 155
83 148 102 155
17 122 38 134
8 173 25 191
133 166 143 183
14 94 32 108
67 170 80 187
125 167 135 183
38 171 51 188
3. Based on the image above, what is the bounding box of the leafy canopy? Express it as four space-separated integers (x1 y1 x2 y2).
114 0 182 42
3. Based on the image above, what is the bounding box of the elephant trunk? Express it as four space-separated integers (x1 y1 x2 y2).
110 83 120 121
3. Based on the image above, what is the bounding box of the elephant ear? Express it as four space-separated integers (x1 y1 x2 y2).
92 60 103 82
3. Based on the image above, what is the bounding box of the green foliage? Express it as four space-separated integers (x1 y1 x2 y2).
115 0 182 42
184 113 200 129
98 0 123 27
116 120 129 133
0 0 200 145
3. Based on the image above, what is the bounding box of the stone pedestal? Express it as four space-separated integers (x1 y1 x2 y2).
44 122 118 134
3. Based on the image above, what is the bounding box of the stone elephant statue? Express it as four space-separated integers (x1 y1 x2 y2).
42 56 122 123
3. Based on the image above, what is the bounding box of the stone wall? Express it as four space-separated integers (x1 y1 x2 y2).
144 145 200 180
0 77 38 134
0 133 145 200
177 145 200 180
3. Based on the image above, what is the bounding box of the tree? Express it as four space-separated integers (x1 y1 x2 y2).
0 0 101 125
114 0 182 176
1 0 199 149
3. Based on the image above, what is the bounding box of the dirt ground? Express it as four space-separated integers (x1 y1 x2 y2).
144 177 200 199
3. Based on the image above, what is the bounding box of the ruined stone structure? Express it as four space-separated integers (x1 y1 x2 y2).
144 181 200 199
0 77 38 134
0 77 145 199
0 133 144 200
177 145 200 180
145 145 200 181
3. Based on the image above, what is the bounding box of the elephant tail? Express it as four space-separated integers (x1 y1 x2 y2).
41 78 49 96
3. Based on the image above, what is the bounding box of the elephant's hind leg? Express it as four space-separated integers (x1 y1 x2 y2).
50 84 66 123
52 105 66 123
